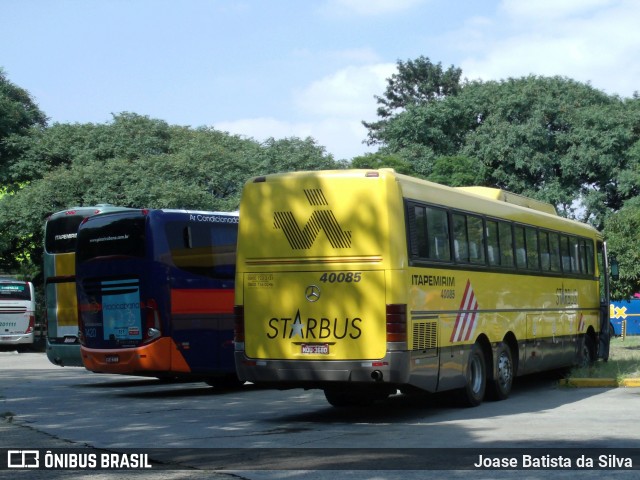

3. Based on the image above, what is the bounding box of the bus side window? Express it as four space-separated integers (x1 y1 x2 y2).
514 226 527 269
549 232 561 272
407 203 451 262
452 214 469 263
411 205 429 258
569 236 580 273
540 230 550 271
585 240 595 275
183 226 193 248
525 227 540 270
467 215 485 264
426 206 450 261
498 221 514 267
486 220 499 266
578 239 591 275
560 235 572 272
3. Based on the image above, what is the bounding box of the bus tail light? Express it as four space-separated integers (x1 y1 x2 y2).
143 299 162 344
386 304 407 343
25 314 35 334
234 305 245 350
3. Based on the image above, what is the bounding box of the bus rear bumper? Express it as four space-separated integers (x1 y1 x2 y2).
46 339 83 367
0 333 34 345
235 351 413 389
81 337 177 375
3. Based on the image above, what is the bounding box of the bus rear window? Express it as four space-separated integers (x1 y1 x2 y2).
77 216 146 263
0 282 31 300
45 215 86 253
165 221 237 279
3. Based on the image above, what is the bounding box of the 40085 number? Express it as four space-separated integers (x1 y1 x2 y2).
319 272 362 283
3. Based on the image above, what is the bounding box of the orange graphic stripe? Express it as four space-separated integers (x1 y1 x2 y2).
171 289 234 315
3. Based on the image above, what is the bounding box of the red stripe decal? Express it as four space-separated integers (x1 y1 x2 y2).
171 289 234 315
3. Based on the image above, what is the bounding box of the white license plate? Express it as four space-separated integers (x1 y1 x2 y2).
301 344 329 355
105 355 120 364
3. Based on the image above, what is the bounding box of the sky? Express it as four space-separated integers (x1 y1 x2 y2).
1 0 639 160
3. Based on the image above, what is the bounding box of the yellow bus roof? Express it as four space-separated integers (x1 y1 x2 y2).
246 168 599 238
454 187 557 215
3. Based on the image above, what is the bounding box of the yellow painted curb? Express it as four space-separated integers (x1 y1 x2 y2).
559 378 640 387
560 378 618 387
620 378 640 387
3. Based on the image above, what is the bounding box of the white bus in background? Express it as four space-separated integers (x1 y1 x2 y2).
0 278 36 349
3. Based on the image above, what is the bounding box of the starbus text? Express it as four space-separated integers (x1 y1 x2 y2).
267 313 362 340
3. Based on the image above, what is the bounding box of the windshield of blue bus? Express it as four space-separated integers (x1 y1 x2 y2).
76 214 146 263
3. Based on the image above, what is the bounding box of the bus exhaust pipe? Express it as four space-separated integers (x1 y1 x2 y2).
371 370 383 382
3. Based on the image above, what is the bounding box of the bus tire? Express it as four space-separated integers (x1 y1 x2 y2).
487 342 513 401
457 343 486 407
580 334 596 367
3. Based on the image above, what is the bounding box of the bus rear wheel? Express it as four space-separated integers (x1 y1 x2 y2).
487 342 513 401
457 343 486 407
580 334 596 368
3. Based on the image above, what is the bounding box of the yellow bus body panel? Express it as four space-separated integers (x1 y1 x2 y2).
244 270 386 360
237 169 604 380
238 170 405 361
54 253 78 329
408 267 600 350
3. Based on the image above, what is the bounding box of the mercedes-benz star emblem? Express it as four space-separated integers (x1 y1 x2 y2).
305 285 321 302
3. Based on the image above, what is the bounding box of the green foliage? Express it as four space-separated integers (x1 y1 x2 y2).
5 113 173 187
0 110 339 283
604 197 640 299
368 72 640 228
255 137 336 174
427 155 484 186
350 152 414 175
0 68 47 184
363 56 462 146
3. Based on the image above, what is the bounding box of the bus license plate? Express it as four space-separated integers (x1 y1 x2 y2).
105 355 120 364
301 344 329 355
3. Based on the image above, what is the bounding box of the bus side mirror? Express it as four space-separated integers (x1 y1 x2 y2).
610 257 619 281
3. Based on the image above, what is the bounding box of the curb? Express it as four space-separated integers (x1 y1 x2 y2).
559 378 640 388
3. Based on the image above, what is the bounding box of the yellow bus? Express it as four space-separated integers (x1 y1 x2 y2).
234 169 614 407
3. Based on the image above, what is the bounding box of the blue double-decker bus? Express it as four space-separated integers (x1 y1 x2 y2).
75 209 240 386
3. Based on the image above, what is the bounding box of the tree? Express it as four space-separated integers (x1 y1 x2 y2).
0 68 47 185
5 113 173 186
363 56 462 146
254 137 337 174
0 116 343 282
0 116 262 278
427 155 484 186
350 152 414 175
368 72 640 227
604 197 640 299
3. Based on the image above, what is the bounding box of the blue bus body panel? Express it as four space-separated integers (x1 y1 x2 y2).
610 299 640 335
76 209 237 378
